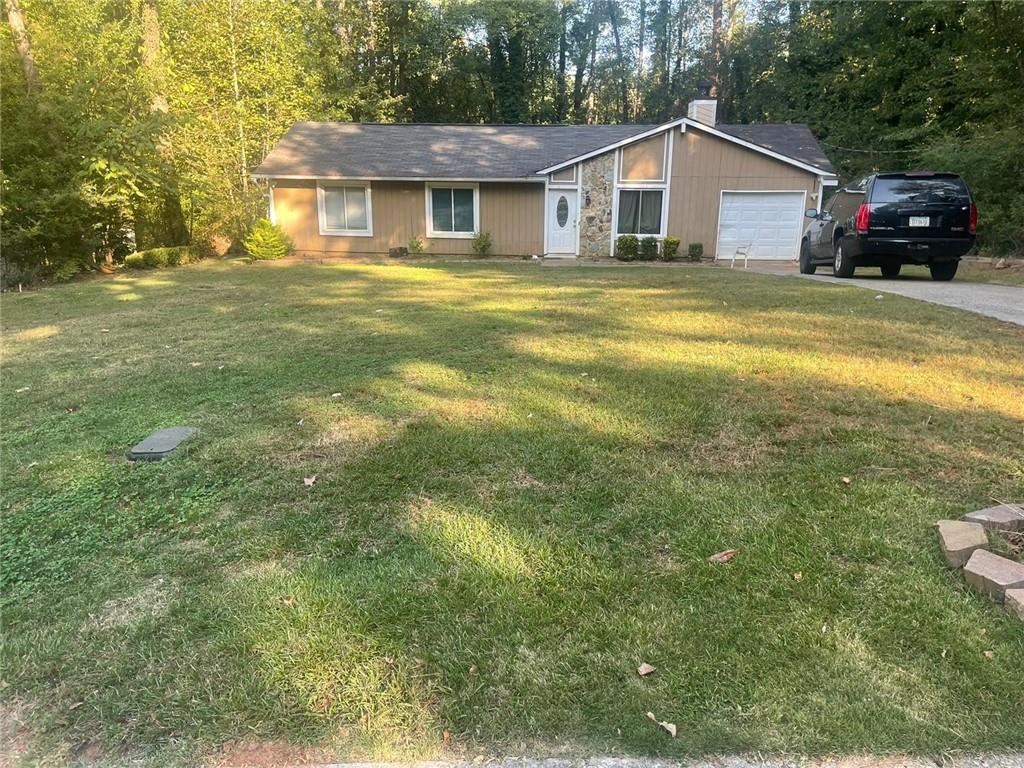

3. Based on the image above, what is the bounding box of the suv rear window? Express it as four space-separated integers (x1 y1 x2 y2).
873 176 969 204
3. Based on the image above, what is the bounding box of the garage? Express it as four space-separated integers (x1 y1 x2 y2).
716 191 806 260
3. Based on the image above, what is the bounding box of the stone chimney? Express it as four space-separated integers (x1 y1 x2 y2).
687 80 717 125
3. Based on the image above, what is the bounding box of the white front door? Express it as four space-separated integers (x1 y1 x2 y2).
547 189 578 256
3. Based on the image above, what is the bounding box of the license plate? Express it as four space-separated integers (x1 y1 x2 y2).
909 216 930 227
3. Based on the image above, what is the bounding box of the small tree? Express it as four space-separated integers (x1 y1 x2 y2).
243 219 293 261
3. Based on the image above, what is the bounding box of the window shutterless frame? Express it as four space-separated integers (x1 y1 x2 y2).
425 182 479 239
317 181 373 237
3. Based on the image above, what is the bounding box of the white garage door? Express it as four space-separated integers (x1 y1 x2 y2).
716 191 805 260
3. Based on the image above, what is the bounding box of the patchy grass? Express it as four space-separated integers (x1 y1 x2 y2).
2 260 1023 766
902 260 1024 286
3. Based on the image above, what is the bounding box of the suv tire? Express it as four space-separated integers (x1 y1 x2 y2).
799 241 816 274
833 241 855 278
929 261 958 281
880 263 901 278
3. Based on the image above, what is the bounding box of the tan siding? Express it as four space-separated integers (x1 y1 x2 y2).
272 180 544 256
619 133 666 181
551 166 576 183
667 129 817 255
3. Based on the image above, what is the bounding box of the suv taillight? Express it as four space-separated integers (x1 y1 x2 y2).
855 203 870 234
969 203 978 234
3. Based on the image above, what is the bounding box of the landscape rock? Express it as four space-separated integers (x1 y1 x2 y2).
963 549 1024 603
963 503 1024 532
1005 589 1024 620
935 520 989 568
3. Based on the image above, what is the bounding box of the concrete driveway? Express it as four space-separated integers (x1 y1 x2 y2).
742 262 1024 326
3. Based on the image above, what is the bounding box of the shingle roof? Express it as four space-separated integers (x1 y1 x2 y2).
253 122 655 180
253 120 835 179
716 123 836 174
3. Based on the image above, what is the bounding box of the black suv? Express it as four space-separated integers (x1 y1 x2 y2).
800 172 977 280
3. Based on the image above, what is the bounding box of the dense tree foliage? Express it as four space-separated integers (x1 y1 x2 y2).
2 0 1022 283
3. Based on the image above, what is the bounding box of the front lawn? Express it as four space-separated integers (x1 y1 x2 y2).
2 261 1022 766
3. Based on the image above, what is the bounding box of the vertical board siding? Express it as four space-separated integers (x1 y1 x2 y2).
272 180 544 256
619 134 667 181
667 130 818 256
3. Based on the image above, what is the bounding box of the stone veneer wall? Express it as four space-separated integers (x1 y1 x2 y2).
579 153 615 260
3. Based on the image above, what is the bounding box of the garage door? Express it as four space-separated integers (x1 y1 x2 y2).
716 191 805 260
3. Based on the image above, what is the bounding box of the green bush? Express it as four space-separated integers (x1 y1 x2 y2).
661 236 680 261
123 246 199 270
243 219 293 261
408 236 425 254
639 236 659 261
687 242 704 262
615 235 639 261
471 231 493 256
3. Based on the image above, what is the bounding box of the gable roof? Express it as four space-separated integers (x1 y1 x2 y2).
252 122 654 180
253 119 835 181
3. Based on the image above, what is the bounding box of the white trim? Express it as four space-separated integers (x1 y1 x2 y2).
617 132 669 185
664 127 674 230
537 118 688 175
425 182 479 239
609 150 620 257
714 189 808 261
268 181 277 225
575 163 582 257
542 174 549 256
822 178 839 186
254 173 544 184
317 181 373 237
614 186 668 239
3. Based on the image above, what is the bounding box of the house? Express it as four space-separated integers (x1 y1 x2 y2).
252 97 837 261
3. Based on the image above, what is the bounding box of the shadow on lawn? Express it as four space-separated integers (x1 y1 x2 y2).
2 260 1023 762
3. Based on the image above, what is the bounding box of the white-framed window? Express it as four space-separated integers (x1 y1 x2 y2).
317 182 373 237
426 183 479 238
615 188 665 236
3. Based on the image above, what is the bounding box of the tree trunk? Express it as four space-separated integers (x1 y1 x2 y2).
711 0 722 96
608 1 629 121
226 0 248 196
556 1 568 121
636 0 646 118
4 0 40 95
140 0 189 246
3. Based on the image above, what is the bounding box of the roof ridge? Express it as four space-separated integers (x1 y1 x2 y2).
295 121 659 128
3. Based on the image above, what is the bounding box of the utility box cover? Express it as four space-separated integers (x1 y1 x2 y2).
127 427 197 461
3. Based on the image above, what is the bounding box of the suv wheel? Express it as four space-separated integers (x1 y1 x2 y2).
880 263 901 278
929 261 958 281
799 240 816 274
833 242 855 278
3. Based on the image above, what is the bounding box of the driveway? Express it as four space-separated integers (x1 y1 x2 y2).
743 262 1024 325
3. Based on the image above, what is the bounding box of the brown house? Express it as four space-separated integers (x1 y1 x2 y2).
253 98 837 262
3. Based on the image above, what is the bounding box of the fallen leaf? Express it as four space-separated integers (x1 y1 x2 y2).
708 549 738 564
100 328 110 333
637 662 656 677
63 406 77 414
331 392 342 398
875 294 884 300
68 701 83 710
217 365 225 370
792 572 803 582
26 462 38 469
646 711 677 738
303 475 317 487
468 665 479 675
841 476 852 485
983 650 994 659
281 595 296 608
941 648 947 659
15 387 30 393
442 730 451 745
190 362 202 367
296 418 304 426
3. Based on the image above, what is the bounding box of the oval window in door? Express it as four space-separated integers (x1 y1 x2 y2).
556 196 569 227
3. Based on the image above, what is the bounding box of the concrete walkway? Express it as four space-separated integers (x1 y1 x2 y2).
739 262 1024 326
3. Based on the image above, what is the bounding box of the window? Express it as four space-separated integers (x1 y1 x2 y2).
318 183 372 236
617 189 664 235
427 184 478 238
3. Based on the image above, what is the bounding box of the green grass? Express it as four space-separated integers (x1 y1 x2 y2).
2 260 1023 765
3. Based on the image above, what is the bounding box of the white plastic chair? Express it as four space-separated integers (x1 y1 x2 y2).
730 244 752 269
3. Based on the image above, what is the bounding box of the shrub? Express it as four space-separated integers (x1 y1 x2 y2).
687 242 704 262
471 231 492 257
661 236 680 261
408 236 425 254
639 236 659 261
615 235 639 261
123 246 199 270
243 219 293 261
